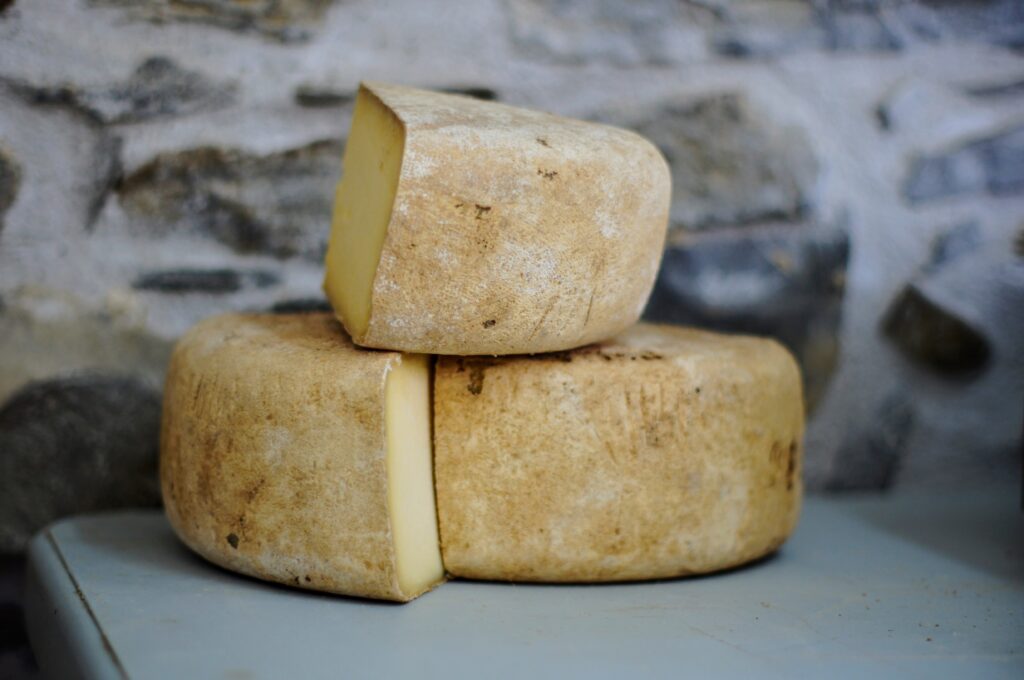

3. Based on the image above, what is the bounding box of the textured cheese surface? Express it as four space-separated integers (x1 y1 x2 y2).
434 323 805 582
160 313 443 602
326 81 672 355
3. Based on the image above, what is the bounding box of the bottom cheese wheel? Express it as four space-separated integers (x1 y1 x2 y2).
434 323 805 582
160 313 444 602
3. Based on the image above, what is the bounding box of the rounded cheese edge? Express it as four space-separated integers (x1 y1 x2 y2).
433 323 805 582
160 313 420 601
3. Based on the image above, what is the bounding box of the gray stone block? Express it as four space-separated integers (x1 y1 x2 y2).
117 139 343 260
10 56 233 125
133 268 280 294
904 126 1024 202
828 391 914 491
506 0 709 66
0 375 162 554
644 223 848 411
882 285 991 376
629 94 818 232
90 0 337 42
0 145 20 233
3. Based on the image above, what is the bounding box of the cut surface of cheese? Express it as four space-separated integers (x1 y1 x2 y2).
434 323 805 583
323 81 671 356
160 313 443 602
324 87 404 339
384 352 443 596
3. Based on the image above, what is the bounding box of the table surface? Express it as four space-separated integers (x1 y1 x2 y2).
24 486 1024 680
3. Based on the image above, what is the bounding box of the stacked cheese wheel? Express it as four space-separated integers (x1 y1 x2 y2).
161 83 805 602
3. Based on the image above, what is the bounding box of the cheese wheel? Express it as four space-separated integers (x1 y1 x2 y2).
323 81 671 355
160 313 443 602
434 323 804 582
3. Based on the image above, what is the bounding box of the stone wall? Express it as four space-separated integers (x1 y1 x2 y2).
1 0 1022 550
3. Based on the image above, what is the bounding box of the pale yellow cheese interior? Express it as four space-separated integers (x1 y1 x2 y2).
324 87 405 337
385 353 443 597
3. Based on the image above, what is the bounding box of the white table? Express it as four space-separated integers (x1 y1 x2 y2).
25 486 1024 679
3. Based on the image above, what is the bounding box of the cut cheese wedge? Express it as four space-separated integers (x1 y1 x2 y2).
324 81 671 356
434 323 805 582
160 313 443 602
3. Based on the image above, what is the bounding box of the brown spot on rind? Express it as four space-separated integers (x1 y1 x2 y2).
227 533 239 549
527 299 557 341
786 441 798 490
482 319 496 328
511 344 663 365
537 168 558 180
536 137 551 147
467 365 485 395
583 290 596 327
473 204 491 219
244 477 266 502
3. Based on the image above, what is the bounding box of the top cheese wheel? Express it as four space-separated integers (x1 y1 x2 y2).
324 82 671 355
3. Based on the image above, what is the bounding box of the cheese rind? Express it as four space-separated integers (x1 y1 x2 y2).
160 313 443 602
434 323 805 582
324 81 671 356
